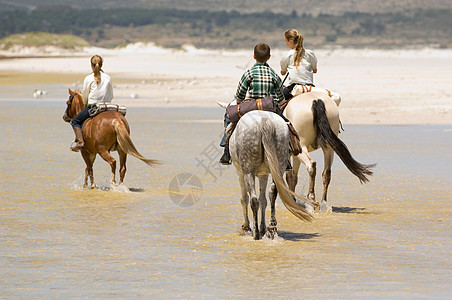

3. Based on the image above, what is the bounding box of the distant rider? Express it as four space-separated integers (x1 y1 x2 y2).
70 55 114 151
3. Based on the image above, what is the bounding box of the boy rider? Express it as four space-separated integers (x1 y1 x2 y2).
220 43 286 164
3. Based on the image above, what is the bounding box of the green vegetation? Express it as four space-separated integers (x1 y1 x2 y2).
0 32 91 50
0 6 450 49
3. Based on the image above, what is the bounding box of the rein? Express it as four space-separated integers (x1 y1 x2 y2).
281 72 289 88
63 93 77 122
67 93 75 110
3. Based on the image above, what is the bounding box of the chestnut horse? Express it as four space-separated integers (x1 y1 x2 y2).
63 89 159 188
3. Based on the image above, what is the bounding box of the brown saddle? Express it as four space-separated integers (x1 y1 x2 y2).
224 96 302 156
226 96 276 123
88 102 127 117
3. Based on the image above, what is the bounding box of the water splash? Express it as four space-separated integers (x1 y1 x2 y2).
70 176 130 192
110 183 130 193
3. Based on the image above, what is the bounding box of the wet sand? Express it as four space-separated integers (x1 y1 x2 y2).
1 46 451 298
0 102 451 298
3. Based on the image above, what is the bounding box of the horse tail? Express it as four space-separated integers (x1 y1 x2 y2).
112 118 160 167
261 118 313 222
312 99 375 183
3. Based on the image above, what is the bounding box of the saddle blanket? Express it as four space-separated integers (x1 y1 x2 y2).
88 102 127 117
226 96 276 123
291 85 342 106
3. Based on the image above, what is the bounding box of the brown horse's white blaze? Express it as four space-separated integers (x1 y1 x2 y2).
64 89 159 188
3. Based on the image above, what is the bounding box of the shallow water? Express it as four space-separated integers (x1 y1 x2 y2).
1 102 451 298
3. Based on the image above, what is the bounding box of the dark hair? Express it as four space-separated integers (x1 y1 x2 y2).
254 43 271 62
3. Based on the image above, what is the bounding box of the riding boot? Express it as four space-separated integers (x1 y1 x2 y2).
219 143 231 165
71 126 85 152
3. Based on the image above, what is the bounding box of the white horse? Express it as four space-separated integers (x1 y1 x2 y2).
228 110 313 240
284 91 375 209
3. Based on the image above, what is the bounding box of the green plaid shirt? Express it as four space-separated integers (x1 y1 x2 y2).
234 62 284 104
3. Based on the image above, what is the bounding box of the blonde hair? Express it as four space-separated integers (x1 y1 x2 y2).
90 55 103 84
284 29 304 68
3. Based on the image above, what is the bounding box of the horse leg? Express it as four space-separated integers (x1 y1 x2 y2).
295 146 320 210
321 147 334 206
81 151 95 189
98 150 117 186
238 174 251 234
118 149 127 185
286 154 296 191
286 153 301 198
295 146 317 201
267 181 278 239
244 173 259 240
258 175 268 238
88 154 96 188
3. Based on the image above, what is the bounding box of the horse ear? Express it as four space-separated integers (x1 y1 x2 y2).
68 88 74 95
216 101 229 109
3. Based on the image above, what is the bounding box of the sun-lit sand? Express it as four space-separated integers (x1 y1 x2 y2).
0 43 451 124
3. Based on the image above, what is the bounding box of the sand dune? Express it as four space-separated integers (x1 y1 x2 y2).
0 43 451 124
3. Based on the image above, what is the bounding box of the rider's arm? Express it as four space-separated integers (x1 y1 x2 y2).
309 50 318 74
235 71 249 103
81 75 91 106
280 51 290 76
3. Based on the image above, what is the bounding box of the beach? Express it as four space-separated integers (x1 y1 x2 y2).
0 44 451 124
1 101 451 298
1 44 451 298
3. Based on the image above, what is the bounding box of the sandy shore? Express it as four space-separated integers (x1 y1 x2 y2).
0 45 451 124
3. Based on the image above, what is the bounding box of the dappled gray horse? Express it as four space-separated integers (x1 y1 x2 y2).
229 110 312 240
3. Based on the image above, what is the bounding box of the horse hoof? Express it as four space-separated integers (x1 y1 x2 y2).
240 225 252 235
266 226 277 239
254 232 260 240
318 201 331 214
314 201 321 212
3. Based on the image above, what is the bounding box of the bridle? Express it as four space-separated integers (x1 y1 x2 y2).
63 93 77 123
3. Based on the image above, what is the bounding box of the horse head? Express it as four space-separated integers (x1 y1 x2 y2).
63 88 85 123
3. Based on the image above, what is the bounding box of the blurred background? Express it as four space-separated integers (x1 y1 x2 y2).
1 0 451 50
